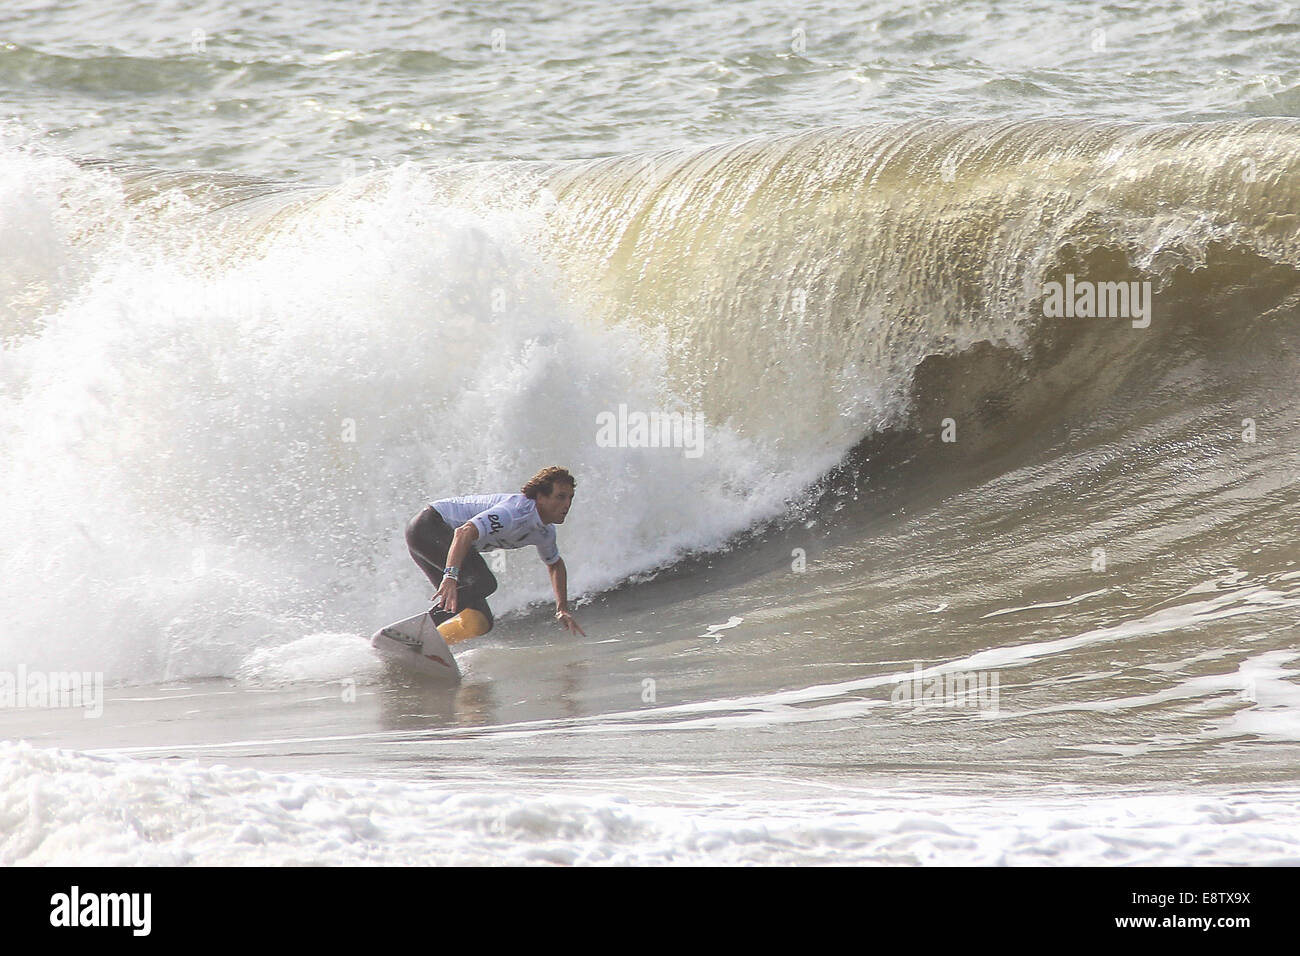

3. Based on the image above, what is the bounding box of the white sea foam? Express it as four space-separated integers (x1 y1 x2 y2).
233 633 381 686
2 742 1297 866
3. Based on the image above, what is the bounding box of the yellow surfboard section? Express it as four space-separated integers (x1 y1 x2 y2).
436 608 491 645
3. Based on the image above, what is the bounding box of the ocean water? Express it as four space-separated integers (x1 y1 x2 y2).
3 0 1300 866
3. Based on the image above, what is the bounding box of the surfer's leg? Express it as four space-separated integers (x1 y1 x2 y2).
405 506 454 586
406 510 458 625
457 595 494 633
451 551 496 633
457 547 497 599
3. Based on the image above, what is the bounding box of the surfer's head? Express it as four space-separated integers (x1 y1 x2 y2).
523 466 576 524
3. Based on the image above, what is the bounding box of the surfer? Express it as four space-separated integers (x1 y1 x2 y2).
405 466 585 637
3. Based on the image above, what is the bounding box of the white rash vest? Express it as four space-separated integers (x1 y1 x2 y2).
430 493 561 565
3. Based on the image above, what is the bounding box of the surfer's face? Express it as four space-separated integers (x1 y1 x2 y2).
536 482 574 524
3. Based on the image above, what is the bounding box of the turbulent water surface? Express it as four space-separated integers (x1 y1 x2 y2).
2 0 1300 865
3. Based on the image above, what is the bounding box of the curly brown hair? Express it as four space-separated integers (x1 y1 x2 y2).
521 466 576 500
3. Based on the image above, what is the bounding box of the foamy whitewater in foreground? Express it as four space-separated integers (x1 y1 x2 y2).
5 0 1300 865
5 743 1300 866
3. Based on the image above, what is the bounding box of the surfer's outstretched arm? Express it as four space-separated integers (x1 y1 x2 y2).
548 557 585 635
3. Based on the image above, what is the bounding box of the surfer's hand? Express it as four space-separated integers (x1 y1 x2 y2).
556 609 585 636
434 577 459 613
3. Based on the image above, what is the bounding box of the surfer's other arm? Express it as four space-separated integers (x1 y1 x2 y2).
548 557 585 635
434 521 479 613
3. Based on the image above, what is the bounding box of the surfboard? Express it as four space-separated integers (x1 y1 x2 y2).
370 611 462 682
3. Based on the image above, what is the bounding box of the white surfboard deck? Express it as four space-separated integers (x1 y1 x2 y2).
370 611 462 683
